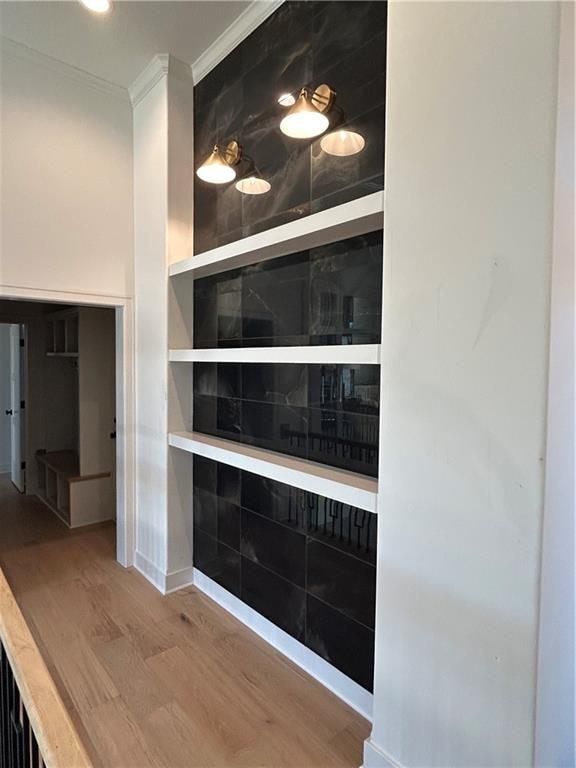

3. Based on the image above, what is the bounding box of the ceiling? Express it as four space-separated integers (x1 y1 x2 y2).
0 1 252 89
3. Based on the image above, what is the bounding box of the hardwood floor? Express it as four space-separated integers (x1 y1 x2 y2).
0 475 370 767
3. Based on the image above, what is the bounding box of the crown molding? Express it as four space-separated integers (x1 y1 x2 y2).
0 36 128 101
129 53 192 107
129 54 169 106
191 0 285 85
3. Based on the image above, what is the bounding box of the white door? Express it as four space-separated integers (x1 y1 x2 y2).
9 324 24 492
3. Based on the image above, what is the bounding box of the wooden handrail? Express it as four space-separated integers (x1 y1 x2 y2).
0 567 93 768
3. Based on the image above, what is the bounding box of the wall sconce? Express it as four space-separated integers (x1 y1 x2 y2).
320 129 365 157
278 84 365 156
280 84 334 139
277 93 296 107
235 175 271 195
196 141 241 184
235 154 271 194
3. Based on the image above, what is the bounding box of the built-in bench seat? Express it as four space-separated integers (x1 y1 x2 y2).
36 450 113 528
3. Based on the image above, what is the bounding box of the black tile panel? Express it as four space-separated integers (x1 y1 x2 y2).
192 393 218 436
193 362 379 478
194 2 387 253
192 456 377 690
217 500 241 551
217 462 241 504
193 486 217 538
241 557 306 642
241 400 309 459
306 595 375 692
307 539 376 628
241 472 292 524
242 364 308 407
193 527 241 597
193 231 383 349
242 253 309 346
304 498 376 566
193 455 217 494
241 508 306 587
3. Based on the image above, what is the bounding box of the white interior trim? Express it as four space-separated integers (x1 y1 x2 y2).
170 430 378 513
194 568 373 720
129 53 192 107
134 551 194 595
164 566 195 595
134 550 165 593
0 35 128 101
169 344 381 366
363 738 405 768
169 192 385 279
191 0 285 85
535 1 576 762
129 54 170 106
0 284 130 304
0 283 136 568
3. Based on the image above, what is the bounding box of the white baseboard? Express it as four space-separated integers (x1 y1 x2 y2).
363 738 404 768
134 550 166 593
134 551 194 595
165 565 194 594
193 568 373 721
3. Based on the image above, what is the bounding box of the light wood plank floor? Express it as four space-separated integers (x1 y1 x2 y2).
0 476 370 767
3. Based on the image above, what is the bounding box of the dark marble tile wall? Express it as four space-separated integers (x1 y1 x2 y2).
193 455 377 690
194 1 387 253
194 230 383 348
193 362 380 477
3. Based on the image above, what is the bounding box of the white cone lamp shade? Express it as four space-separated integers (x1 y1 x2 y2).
320 130 365 156
280 90 330 139
235 176 271 195
196 146 237 184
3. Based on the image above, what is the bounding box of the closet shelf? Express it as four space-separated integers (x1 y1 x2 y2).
169 344 381 366
169 431 378 514
169 191 384 280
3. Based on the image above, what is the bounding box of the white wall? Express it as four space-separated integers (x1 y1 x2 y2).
0 325 10 473
0 41 134 299
133 56 193 592
133 67 169 581
535 2 575 765
366 3 560 767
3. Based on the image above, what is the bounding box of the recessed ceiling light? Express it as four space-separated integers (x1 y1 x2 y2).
79 0 111 14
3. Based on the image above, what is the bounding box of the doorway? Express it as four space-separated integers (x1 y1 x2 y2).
0 286 135 567
0 294 134 567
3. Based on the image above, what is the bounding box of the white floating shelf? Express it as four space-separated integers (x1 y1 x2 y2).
169 191 384 280
169 431 378 514
169 344 381 366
